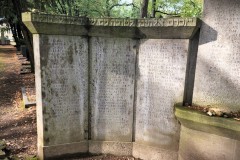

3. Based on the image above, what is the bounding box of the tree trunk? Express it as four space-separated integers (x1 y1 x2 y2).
151 0 156 18
106 0 111 17
21 24 34 72
8 20 20 50
11 0 35 73
140 0 149 18
16 22 24 40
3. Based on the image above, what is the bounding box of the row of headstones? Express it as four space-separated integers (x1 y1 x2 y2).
17 45 31 74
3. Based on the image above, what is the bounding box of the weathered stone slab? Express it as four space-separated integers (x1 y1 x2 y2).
43 141 88 159
135 39 188 152
178 126 240 160
90 37 136 142
34 35 88 151
193 0 240 112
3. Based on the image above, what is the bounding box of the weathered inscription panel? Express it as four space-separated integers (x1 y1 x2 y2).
40 35 88 145
90 37 136 141
193 0 240 111
136 39 188 150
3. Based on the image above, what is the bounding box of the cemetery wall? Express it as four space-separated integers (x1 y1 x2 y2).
22 0 240 158
23 14 198 159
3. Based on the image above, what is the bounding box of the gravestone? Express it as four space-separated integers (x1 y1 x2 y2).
193 0 240 112
1 30 4 45
20 45 27 57
90 37 136 155
133 39 188 160
34 35 89 158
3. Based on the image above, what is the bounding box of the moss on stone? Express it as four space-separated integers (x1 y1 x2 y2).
175 104 240 140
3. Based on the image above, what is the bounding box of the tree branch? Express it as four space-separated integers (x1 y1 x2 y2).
109 3 138 11
155 10 179 16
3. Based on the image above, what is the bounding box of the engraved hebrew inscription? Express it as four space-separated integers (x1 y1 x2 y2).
40 35 88 145
90 37 136 141
136 39 188 150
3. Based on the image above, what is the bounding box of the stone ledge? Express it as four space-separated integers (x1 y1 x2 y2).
175 104 240 140
41 141 88 159
22 12 201 39
89 141 133 156
23 12 197 27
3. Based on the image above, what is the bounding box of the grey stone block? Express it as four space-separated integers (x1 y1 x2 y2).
135 39 188 152
90 37 136 142
193 0 240 112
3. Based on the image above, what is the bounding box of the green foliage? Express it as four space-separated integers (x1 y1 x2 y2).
149 0 203 18
28 0 139 18
179 0 203 17
0 0 15 20
0 26 10 33
1 0 203 20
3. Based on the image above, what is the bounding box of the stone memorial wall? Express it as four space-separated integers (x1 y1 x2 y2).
90 37 136 155
193 0 240 112
90 37 136 142
23 13 200 160
134 39 188 159
22 1 240 159
34 35 89 158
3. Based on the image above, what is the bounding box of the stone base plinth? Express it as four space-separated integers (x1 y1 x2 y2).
89 141 133 156
133 143 178 160
40 141 88 159
175 105 240 160
178 126 240 160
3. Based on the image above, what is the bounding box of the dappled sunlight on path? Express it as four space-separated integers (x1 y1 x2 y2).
0 45 37 159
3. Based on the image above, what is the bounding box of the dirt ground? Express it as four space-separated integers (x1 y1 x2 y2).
0 45 140 160
0 45 36 160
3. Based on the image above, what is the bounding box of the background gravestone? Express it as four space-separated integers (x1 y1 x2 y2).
20 45 27 57
90 37 136 155
193 0 240 112
1 30 4 45
35 35 88 158
134 39 188 160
